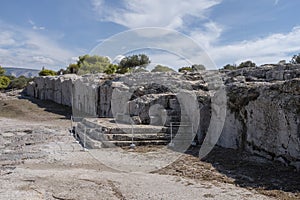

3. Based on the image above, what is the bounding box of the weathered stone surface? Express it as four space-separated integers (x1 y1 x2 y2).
26 75 77 107
219 65 300 168
72 77 100 117
26 64 300 169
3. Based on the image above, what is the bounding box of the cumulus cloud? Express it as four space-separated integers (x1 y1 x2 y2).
92 0 221 29
91 0 300 67
0 23 76 70
190 21 223 49
0 32 16 46
210 26 300 66
90 0 223 67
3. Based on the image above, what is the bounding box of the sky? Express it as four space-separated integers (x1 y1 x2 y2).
0 0 300 70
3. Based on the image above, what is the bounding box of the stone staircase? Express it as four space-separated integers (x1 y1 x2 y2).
75 118 171 148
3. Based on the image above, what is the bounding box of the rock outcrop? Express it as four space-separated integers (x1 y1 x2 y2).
26 64 300 169
219 64 300 169
26 74 76 106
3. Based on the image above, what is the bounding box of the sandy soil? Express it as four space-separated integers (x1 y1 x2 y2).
0 91 299 200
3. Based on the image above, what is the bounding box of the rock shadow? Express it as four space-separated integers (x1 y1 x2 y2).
186 146 300 194
19 93 72 120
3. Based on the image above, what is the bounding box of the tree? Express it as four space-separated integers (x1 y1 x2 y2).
222 64 237 70
290 53 300 64
132 67 149 73
57 69 66 75
66 63 79 74
64 55 112 75
191 64 206 71
0 76 10 89
104 64 119 74
151 65 175 72
0 65 5 76
118 54 150 73
8 76 31 89
77 55 111 75
237 60 256 69
178 66 193 72
39 69 57 76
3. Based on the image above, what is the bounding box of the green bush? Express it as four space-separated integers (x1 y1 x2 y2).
104 64 119 74
191 64 206 71
0 76 10 89
237 60 256 69
119 54 150 73
8 76 31 89
0 66 5 76
151 65 174 72
178 66 193 72
222 64 237 70
39 69 57 76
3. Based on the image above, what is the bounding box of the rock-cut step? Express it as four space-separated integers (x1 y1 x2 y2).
105 133 170 141
75 118 171 148
105 140 169 147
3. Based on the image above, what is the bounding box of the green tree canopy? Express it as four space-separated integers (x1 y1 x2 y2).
8 76 31 89
290 53 300 64
0 65 5 76
77 55 111 75
151 65 175 72
132 67 149 73
103 64 119 74
237 60 256 69
178 66 193 72
118 54 150 73
65 55 112 75
222 64 237 70
66 63 80 74
191 64 206 71
0 76 10 89
39 69 57 76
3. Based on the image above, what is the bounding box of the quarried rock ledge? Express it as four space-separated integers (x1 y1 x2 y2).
25 64 300 170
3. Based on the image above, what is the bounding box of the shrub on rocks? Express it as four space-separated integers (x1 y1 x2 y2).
39 69 57 76
0 76 10 89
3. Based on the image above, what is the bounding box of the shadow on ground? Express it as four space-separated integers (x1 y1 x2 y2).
21 96 72 119
187 146 300 198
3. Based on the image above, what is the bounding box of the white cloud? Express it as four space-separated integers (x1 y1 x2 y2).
91 0 300 68
0 31 16 46
0 22 77 70
209 26 300 66
190 21 223 49
92 0 221 29
28 19 46 31
32 56 54 64
91 0 223 67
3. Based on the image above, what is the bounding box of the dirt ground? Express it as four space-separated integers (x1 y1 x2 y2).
0 90 299 200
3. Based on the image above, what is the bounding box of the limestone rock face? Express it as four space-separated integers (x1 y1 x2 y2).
245 80 300 162
220 65 300 168
25 64 300 169
26 75 77 107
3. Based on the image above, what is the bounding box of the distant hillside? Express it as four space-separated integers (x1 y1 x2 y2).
4 67 40 78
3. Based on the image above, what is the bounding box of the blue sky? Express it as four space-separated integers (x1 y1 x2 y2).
0 0 300 70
